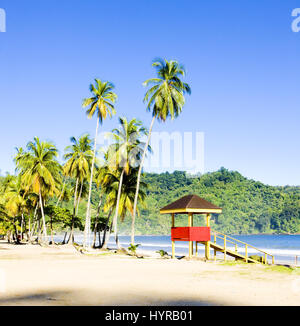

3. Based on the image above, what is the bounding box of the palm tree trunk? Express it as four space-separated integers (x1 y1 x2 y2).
28 215 31 241
24 218 30 242
92 228 97 248
98 230 101 248
37 217 41 243
50 216 54 245
102 209 113 249
84 117 100 248
92 196 102 248
56 179 66 207
113 169 125 250
30 203 38 240
62 232 68 244
21 212 24 241
76 181 83 216
13 218 20 244
131 116 155 245
68 178 79 245
39 189 48 244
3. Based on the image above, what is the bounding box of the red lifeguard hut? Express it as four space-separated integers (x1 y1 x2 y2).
160 195 222 259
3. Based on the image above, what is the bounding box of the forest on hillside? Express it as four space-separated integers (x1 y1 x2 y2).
74 167 300 235
116 168 300 235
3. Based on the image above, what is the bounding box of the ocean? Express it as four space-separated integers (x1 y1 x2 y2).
54 233 300 265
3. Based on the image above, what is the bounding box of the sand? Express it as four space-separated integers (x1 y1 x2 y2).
0 241 299 306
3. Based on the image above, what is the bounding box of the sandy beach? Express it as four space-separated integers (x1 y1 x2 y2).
0 241 299 306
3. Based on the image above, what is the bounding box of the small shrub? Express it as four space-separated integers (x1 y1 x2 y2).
128 244 140 255
156 250 169 258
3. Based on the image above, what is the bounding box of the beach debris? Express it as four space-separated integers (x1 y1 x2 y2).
249 255 266 264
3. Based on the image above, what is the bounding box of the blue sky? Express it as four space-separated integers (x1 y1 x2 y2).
0 0 299 186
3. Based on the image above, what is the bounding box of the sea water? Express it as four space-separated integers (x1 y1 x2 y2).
54 234 300 265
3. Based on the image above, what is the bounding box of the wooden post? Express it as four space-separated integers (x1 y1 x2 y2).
188 213 192 258
206 214 211 227
264 253 267 265
205 214 211 260
224 235 227 262
214 233 217 262
195 242 198 257
245 245 248 263
172 214 175 259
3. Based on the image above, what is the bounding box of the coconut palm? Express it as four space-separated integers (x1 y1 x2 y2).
63 134 93 244
131 58 191 245
56 181 72 207
104 168 147 248
15 137 62 243
94 152 115 249
106 117 148 248
4 176 27 243
24 192 39 242
82 79 117 247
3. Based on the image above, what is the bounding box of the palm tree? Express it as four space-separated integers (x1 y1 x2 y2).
63 134 93 244
15 137 62 243
4 176 27 243
82 79 117 248
107 117 148 248
131 58 191 245
103 168 147 248
94 152 114 249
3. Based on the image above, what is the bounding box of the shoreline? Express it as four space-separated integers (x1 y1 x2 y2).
51 233 300 266
0 241 300 306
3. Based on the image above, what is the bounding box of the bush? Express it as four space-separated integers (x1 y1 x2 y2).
156 250 169 258
128 244 140 255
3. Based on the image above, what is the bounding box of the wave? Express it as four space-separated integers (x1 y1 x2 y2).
54 235 300 258
115 241 300 257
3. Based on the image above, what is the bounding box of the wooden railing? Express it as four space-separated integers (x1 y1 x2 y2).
213 231 275 265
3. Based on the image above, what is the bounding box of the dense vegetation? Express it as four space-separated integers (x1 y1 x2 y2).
1 167 299 240
117 168 300 235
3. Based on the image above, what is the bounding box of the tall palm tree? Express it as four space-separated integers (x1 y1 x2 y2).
63 134 93 244
107 117 148 248
82 79 117 248
15 137 62 243
131 58 191 245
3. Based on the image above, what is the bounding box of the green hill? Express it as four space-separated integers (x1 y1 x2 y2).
116 168 300 235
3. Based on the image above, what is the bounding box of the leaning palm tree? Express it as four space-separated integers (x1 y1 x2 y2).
63 134 93 244
15 137 62 243
131 58 191 245
82 79 117 247
106 117 148 248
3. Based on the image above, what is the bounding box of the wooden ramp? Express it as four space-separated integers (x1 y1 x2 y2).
209 242 261 264
198 231 275 265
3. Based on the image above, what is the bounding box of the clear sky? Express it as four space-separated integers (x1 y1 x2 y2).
0 0 299 186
